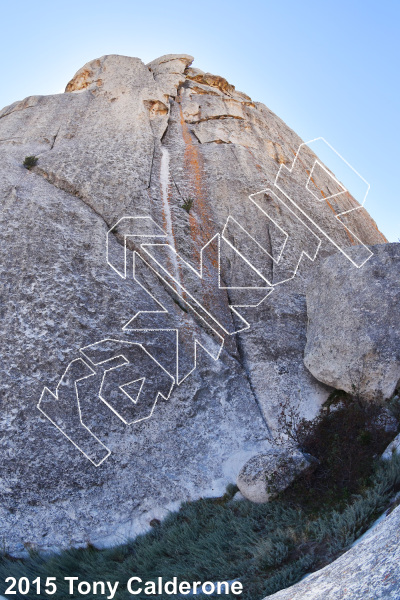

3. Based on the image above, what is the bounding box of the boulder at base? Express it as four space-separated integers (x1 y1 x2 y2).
237 449 315 503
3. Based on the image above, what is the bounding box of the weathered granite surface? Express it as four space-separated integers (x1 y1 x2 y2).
264 503 400 600
0 53 388 553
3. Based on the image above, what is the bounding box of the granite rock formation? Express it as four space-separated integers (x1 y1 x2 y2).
0 53 388 553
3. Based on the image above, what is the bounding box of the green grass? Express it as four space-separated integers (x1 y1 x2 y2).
1 456 400 600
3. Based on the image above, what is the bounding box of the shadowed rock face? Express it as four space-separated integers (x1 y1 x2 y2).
0 53 388 553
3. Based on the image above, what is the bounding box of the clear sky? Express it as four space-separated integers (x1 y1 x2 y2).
0 0 398 241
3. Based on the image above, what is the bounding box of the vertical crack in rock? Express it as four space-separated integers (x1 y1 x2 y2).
50 126 61 150
234 329 273 437
147 142 156 189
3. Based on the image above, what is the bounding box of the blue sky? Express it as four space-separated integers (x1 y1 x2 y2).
0 0 398 241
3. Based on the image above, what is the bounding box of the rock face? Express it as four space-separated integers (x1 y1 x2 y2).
304 244 400 401
237 449 315 503
264 503 400 600
0 53 388 553
382 432 400 460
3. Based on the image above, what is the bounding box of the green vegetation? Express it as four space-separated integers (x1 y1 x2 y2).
170 173 194 214
275 390 398 510
182 197 194 214
23 155 39 170
1 393 399 600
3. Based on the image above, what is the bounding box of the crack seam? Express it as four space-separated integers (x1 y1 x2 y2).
33 167 113 233
234 329 273 437
186 115 245 124
50 127 61 150
0 105 36 121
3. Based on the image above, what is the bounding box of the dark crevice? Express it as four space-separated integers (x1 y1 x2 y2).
147 141 156 189
160 99 174 145
50 127 61 150
266 221 274 284
147 67 156 82
220 232 274 432
234 328 273 437
194 137 232 145
186 115 245 125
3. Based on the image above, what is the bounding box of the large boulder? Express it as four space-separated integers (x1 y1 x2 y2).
237 449 315 503
304 244 400 401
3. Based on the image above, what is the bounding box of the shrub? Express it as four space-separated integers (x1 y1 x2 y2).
182 197 194 213
275 391 398 511
23 156 38 170
170 173 194 214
